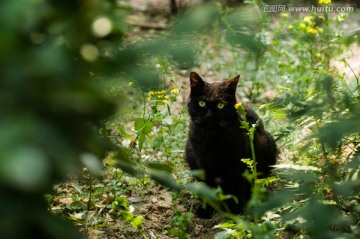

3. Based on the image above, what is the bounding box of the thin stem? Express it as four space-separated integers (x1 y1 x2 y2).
142 92 147 119
315 117 328 160
84 173 92 239
343 58 359 87
248 124 259 224
248 122 259 182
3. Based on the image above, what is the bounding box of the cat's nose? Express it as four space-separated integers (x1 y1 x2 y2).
206 109 213 118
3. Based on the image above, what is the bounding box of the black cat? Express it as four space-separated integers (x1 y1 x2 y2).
185 72 277 216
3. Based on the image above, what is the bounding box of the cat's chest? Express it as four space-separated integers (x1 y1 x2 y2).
193 129 239 145
189 126 248 162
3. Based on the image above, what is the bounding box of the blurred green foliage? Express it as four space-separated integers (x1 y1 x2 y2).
0 0 123 238
3 0 360 238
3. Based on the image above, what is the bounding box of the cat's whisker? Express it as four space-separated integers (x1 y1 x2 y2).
219 121 235 134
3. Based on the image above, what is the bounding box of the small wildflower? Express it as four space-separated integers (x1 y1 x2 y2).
147 91 155 100
315 53 321 58
287 25 294 30
307 27 318 36
304 16 313 24
147 90 169 101
234 102 246 117
234 102 243 110
335 13 346 23
128 81 134 87
171 88 180 94
318 15 325 20
318 0 331 5
281 13 289 18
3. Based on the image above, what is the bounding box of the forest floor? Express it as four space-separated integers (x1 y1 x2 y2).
50 1 360 239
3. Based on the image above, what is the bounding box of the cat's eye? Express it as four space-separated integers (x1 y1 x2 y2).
217 102 225 109
198 101 206 107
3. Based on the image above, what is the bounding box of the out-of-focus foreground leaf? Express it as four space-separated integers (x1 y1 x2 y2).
0 1 271 238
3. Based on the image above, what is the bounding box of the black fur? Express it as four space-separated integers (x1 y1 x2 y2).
185 72 277 216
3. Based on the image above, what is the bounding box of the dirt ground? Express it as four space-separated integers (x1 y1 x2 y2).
93 186 223 239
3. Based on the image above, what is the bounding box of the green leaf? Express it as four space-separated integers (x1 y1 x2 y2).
130 216 144 229
117 159 139 176
214 222 236 229
72 183 83 195
113 151 140 176
134 118 145 131
226 31 262 54
157 59 168 74
190 169 206 181
0 147 49 191
214 229 235 239
146 162 173 173
149 169 181 192
185 182 218 203
299 199 343 239
256 177 279 187
120 211 133 222
172 4 218 35
113 196 129 211
80 153 104 177
134 118 153 151
116 125 132 139
273 164 320 172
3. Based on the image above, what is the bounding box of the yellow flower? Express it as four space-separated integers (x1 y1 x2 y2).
147 90 169 101
318 15 325 20
304 16 313 24
128 81 134 87
234 102 246 116
307 27 318 36
158 90 166 95
234 102 243 110
147 91 155 100
171 88 180 94
318 0 331 4
288 25 294 30
315 53 321 58
281 13 289 18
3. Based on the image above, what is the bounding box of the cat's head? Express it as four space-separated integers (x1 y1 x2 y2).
187 72 240 127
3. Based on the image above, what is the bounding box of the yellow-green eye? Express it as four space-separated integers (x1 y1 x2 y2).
217 102 225 109
199 101 206 107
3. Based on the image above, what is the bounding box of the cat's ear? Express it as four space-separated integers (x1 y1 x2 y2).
190 72 205 89
226 75 240 93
